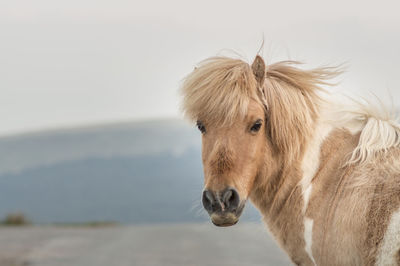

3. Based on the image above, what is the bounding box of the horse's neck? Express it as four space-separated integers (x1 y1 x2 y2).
251 153 305 220
250 121 360 260
250 147 313 263
251 121 338 217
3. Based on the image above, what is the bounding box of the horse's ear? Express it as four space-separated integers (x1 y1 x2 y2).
251 55 266 87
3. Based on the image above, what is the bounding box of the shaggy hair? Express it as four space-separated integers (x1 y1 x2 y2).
181 56 340 161
333 99 400 165
180 55 400 163
262 61 339 161
180 57 260 126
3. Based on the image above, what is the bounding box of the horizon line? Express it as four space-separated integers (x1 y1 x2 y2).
0 115 188 139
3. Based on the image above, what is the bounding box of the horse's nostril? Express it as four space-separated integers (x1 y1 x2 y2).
202 190 214 213
203 188 240 213
222 188 240 210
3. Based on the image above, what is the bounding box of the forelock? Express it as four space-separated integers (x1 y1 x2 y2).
180 56 261 126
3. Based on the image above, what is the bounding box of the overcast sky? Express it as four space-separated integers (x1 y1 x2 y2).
0 0 399 136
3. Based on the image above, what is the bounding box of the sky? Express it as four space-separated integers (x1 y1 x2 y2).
0 0 399 136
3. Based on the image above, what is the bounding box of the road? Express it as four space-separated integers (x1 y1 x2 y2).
0 223 291 266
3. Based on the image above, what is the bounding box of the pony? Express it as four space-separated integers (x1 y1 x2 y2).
180 54 400 265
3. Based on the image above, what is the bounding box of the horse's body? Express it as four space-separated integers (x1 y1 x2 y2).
252 119 400 266
181 55 400 265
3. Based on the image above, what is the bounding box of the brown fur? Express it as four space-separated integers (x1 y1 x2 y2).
209 145 234 175
363 158 400 265
306 129 365 265
251 55 266 87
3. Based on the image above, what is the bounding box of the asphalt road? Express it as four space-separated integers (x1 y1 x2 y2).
0 223 291 266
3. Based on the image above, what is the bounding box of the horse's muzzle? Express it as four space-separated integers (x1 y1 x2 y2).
202 188 244 227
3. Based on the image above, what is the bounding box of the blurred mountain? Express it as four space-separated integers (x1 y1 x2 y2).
0 119 261 224
0 119 199 175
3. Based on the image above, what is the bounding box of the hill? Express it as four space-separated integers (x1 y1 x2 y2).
0 119 261 224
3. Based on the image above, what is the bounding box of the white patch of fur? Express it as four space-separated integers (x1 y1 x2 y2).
375 207 400 266
301 122 333 213
304 217 316 265
302 185 313 214
300 121 332 266
325 97 400 165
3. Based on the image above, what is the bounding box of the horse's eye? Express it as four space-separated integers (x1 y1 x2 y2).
196 121 206 134
250 120 262 133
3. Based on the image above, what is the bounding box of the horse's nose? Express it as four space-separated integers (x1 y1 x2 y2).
202 188 240 213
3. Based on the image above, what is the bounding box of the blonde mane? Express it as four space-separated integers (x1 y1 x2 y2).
181 56 340 161
262 61 339 161
180 57 260 126
180 54 399 164
328 99 400 165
